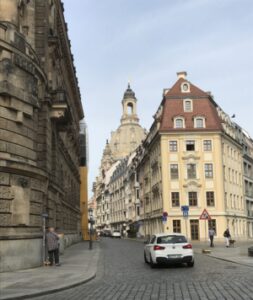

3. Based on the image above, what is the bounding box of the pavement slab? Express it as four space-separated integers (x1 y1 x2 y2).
0 241 100 300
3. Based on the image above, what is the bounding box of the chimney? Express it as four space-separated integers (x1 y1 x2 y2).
177 71 187 79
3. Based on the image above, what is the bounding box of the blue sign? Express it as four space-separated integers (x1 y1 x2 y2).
162 215 167 224
181 206 189 217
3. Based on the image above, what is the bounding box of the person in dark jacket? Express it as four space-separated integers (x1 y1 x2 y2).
46 227 60 266
223 228 231 248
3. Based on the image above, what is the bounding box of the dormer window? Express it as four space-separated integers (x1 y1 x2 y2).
174 117 185 128
194 116 205 128
181 82 190 93
184 99 193 112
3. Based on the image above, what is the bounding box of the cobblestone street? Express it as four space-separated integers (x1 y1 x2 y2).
33 239 253 300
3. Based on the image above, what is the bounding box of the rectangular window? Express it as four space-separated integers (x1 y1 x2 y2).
173 220 181 233
206 191 215 206
208 219 216 232
189 192 198 206
184 100 192 112
205 164 213 178
186 140 195 151
203 140 212 151
187 164 196 179
137 206 140 216
169 141 178 152
171 192 180 207
170 164 179 179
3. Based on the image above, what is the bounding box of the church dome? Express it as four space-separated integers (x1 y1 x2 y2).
123 83 136 100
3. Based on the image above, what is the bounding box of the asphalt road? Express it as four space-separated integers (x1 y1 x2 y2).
34 238 253 300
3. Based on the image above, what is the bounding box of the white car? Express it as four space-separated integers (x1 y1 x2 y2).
112 230 121 238
144 233 194 268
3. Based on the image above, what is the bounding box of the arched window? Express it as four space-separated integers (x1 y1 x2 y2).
194 117 205 128
174 117 185 128
127 102 133 114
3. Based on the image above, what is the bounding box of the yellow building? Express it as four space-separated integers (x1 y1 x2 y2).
137 72 248 241
80 122 89 240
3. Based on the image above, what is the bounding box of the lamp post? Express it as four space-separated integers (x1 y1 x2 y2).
88 208 93 250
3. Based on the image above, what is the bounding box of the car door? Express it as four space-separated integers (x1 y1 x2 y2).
145 235 156 261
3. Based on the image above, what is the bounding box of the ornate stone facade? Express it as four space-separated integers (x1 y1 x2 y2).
0 0 84 271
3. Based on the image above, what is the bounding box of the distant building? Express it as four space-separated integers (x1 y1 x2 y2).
93 84 146 231
0 0 85 271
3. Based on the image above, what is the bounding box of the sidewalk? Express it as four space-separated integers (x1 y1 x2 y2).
192 240 253 267
0 241 100 300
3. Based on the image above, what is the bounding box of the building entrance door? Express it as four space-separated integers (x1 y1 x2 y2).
190 220 199 240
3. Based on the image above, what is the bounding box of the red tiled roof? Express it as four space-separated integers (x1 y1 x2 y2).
160 78 223 132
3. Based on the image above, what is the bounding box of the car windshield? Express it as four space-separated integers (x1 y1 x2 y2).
156 235 187 244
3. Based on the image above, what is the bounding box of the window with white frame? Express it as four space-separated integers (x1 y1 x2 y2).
184 99 192 112
194 117 205 128
186 140 195 151
187 164 196 179
173 220 181 233
205 163 213 178
181 82 190 93
169 141 178 152
170 164 179 179
203 140 212 151
174 117 184 128
206 191 215 206
171 192 180 207
188 192 198 206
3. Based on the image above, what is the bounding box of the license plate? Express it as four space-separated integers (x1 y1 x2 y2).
167 254 181 258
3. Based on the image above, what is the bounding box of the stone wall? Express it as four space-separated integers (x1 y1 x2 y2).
0 0 84 271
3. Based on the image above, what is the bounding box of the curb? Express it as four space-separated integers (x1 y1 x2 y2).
1 273 96 300
195 249 253 268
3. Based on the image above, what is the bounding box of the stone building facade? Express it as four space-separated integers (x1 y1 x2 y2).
0 0 84 271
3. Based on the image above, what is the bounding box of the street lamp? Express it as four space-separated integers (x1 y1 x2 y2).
88 208 93 250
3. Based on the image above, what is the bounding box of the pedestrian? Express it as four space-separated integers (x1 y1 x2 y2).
46 227 60 266
208 227 215 247
223 228 231 248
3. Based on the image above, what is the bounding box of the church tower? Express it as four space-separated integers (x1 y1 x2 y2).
108 83 146 161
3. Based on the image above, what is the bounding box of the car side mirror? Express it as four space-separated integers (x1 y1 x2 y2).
143 240 149 244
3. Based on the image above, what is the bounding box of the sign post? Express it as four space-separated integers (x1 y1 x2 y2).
181 206 189 238
41 213 48 265
199 209 211 242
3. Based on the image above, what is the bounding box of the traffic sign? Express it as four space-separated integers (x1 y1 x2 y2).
181 205 189 217
199 209 211 220
162 215 167 224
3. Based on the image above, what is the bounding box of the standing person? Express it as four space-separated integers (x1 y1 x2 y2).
46 227 60 266
208 227 215 247
223 228 231 248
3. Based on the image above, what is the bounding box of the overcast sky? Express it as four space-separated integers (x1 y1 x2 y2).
63 0 253 197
